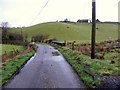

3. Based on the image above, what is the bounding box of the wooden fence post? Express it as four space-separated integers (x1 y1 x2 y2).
64 40 67 46
72 41 76 50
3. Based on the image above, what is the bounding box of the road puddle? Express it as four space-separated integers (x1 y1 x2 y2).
52 55 64 62
52 51 60 56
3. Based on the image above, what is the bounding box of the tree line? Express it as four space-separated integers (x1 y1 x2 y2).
1 22 28 46
1 22 50 45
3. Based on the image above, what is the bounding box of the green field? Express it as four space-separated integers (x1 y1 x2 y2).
1 44 25 55
7 22 118 43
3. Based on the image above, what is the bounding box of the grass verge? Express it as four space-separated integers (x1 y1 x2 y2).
54 45 119 88
0 50 35 86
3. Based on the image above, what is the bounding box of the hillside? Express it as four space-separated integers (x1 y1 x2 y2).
10 22 118 43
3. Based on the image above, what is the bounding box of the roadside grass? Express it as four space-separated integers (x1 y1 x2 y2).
103 52 120 75
10 22 118 43
1 44 25 55
56 46 100 87
55 45 119 88
0 51 35 85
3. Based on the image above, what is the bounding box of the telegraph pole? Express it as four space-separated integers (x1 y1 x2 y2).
91 0 96 59
118 2 120 42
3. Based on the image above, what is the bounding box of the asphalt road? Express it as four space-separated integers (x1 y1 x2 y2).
4 44 85 88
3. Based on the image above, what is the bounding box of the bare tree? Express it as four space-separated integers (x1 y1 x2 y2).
1 22 9 39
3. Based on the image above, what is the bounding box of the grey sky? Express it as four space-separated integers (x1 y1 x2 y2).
0 0 120 27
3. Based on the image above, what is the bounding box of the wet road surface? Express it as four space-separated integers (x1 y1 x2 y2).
4 44 85 88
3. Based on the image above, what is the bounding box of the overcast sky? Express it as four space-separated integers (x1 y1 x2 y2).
0 0 120 27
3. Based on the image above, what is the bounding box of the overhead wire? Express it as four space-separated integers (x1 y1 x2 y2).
29 0 50 26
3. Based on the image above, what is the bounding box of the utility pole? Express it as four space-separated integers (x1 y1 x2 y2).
118 2 120 42
91 0 96 59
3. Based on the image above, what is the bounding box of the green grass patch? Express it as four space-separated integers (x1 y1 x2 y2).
57 46 97 87
55 45 119 88
104 52 118 60
1 44 25 55
0 51 35 85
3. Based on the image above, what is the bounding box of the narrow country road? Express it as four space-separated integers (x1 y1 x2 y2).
4 44 85 88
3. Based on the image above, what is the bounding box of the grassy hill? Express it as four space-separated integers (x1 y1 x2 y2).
10 22 118 43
